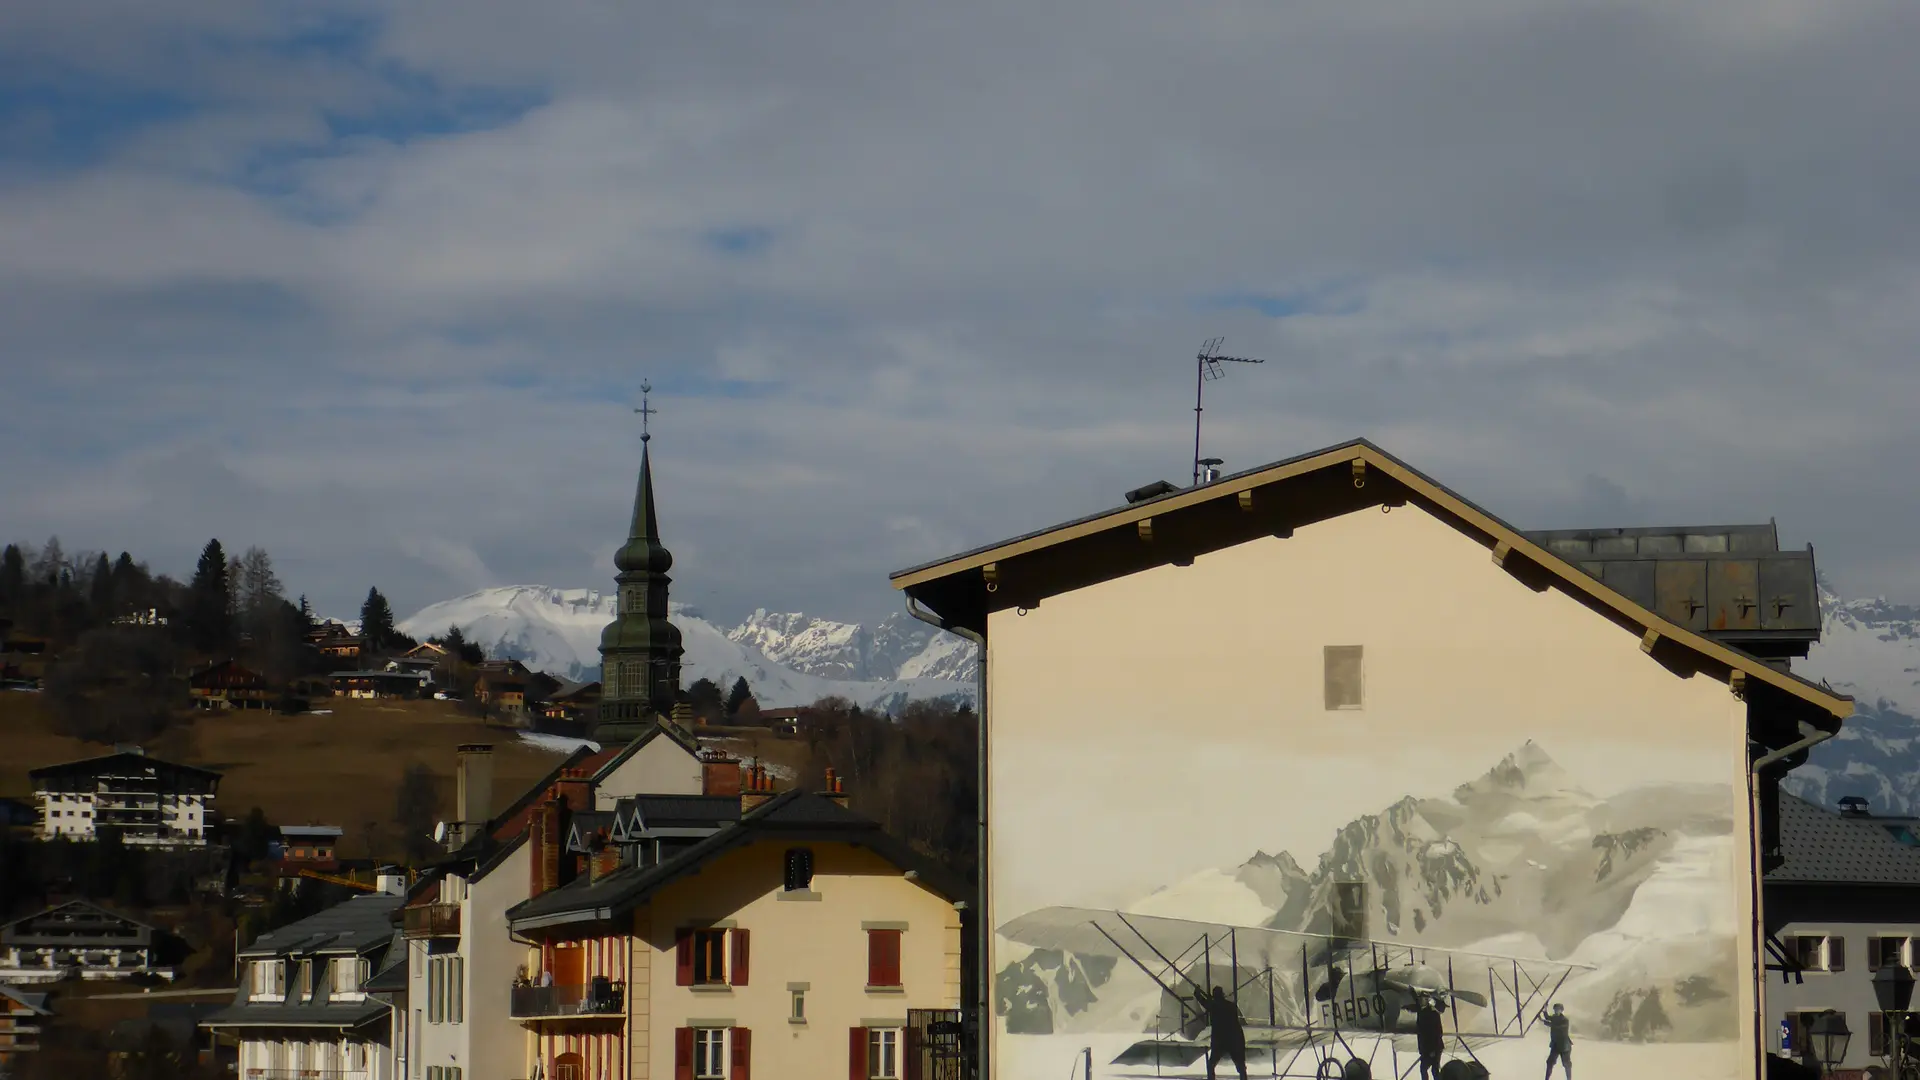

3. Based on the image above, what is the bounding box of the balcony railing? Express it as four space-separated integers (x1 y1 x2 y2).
401 903 461 938
243 1071 358 1080
509 980 625 1019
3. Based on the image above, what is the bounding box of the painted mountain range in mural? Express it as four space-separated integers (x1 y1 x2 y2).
997 743 1739 1046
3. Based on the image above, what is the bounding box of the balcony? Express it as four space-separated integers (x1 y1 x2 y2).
401 903 461 938
510 979 625 1020
243 1071 359 1080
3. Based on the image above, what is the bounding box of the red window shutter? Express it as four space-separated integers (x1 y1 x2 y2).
731 1026 751 1080
676 931 694 986
849 1026 869 1080
730 928 750 986
675 1027 694 1080
868 929 902 987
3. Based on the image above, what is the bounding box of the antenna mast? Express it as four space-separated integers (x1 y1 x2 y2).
1191 337 1266 486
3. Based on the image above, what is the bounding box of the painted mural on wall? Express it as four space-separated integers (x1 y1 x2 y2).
993 740 1743 1079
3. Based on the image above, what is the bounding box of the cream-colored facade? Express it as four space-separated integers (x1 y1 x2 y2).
892 441 1853 1080
593 734 704 809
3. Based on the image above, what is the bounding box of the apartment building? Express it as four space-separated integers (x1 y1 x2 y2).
30 747 220 847
0 901 171 985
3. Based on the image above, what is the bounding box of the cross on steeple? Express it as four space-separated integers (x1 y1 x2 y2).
634 380 657 443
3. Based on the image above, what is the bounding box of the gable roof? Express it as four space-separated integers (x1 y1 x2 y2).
890 438 1852 721
0 983 52 1016
28 750 222 784
236 893 404 958
612 794 741 838
507 790 970 931
2 899 156 939
588 718 701 783
1769 792 1920 886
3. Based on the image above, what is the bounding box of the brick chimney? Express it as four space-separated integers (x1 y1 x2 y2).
819 768 848 809
702 752 742 797
553 767 594 812
528 800 563 898
588 830 621 882
741 763 777 813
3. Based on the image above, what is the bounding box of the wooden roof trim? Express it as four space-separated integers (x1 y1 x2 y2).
887 445 1358 590
890 439 1852 720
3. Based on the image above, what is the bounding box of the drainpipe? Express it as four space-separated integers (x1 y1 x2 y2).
1748 719 1835 1074
906 593 988 1080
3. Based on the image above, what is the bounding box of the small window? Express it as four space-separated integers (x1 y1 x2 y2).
868 1028 900 1079
692 929 728 985
694 1028 728 1079
1324 645 1364 710
791 987 806 1022
1794 934 1845 973
1868 936 1913 971
867 929 902 988
784 848 815 892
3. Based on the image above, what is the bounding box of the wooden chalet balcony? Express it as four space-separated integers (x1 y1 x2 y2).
509 979 624 1020
401 903 461 938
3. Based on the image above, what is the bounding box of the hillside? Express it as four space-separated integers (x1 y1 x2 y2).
0 693 568 861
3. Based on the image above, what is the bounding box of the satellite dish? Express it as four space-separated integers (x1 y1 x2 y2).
431 821 448 843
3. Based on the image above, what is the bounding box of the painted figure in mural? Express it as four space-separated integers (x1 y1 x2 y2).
1415 992 1446 1080
1193 984 1249 1080
1540 1002 1573 1079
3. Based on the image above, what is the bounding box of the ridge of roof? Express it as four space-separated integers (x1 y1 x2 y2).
889 438 1852 720
28 750 222 781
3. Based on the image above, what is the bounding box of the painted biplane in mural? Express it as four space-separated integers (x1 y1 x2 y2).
1000 905 1594 1078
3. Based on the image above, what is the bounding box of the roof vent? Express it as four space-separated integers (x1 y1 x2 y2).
1839 796 1871 817
1125 480 1179 505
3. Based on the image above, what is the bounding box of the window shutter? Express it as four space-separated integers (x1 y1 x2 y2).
731 1026 751 1080
849 1027 869 1080
868 929 901 987
730 929 750 986
676 930 695 986
675 1027 694 1080
1830 936 1847 972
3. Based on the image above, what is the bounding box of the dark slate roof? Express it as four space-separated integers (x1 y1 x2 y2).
2 899 155 941
237 893 405 958
620 794 741 831
566 811 618 852
1768 792 1920 886
28 750 221 783
363 958 408 994
508 790 968 930
201 999 388 1029
0 984 52 1015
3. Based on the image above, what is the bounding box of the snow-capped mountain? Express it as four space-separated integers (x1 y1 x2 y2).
998 743 1742 1044
1785 582 1920 814
395 585 974 712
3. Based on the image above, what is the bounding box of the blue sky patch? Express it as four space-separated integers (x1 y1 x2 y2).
703 226 776 257
0 75 196 167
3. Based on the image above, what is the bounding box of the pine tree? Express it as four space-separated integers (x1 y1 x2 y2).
187 539 232 653
725 676 752 716
361 587 397 653
297 595 313 627
89 553 114 615
234 547 283 637
0 544 24 610
110 553 141 613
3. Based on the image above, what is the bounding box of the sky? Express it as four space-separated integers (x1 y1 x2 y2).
4 2 1919 628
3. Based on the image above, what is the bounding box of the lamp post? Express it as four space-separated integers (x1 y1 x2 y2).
1809 1009 1852 1075
1877 962 1916 1075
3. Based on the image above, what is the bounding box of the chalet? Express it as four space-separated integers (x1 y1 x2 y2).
474 671 528 716
891 439 1853 1080
542 680 602 725
187 659 272 710
757 707 809 737
0 630 48 689
330 669 430 700
403 642 449 662
0 901 171 984
0 984 50 1076
277 824 346 868
386 656 441 677
308 622 366 662
30 747 220 847
201 879 409 1080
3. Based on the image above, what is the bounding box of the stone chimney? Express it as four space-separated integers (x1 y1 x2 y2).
702 752 742 797
741 763 777 813
455 744 495 842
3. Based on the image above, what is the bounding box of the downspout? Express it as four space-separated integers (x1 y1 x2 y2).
1748 720 1835 1073
906 593 988 1080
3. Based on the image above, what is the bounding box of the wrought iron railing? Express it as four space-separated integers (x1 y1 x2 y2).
509 980 624 1018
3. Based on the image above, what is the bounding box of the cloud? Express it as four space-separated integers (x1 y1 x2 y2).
3 1 1919 627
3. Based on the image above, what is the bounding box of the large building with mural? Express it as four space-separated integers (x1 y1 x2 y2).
892 439 1851 1080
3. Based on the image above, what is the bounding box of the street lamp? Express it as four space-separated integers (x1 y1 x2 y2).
1876 962 1915 1073
1809 1010 1852 1074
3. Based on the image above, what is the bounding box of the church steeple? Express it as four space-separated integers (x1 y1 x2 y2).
592 383 684 746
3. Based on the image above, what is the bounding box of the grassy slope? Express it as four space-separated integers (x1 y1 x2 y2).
0 693 568 860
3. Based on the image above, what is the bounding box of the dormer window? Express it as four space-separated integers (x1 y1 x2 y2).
249 959 287 999
784 848 815 892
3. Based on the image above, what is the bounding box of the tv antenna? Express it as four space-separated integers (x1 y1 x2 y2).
1191 337 1266 486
